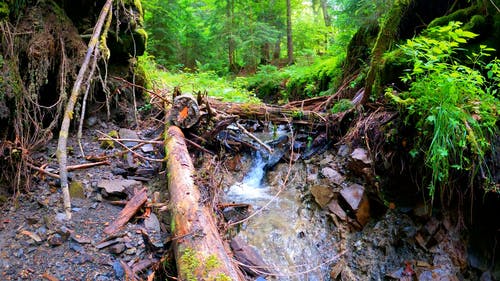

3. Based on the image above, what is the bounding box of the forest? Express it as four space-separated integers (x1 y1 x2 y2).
0 0 499 280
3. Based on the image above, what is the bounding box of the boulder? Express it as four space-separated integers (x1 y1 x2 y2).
97 179 142 198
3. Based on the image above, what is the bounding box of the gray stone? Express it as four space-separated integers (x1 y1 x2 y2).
119 128 140 147
310 185 334 208
321 167 344 185
144 213 161 233
350 148 372 165
340 184 365 211
141 143 154 153
109 243 126 254
97 179 142 197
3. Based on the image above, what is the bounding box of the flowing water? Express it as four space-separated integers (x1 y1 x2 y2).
226 134 338 280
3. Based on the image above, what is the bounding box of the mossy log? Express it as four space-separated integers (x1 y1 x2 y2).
165 126 243 281
205 98 330 125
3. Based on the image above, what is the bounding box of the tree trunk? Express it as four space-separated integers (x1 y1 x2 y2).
165 126 243 281
56 0 113 220
362 0 411 105
227 0 237 73
320 0 331 26
286 0 294 65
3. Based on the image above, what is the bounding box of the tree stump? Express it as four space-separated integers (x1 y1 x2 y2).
169 94 200 128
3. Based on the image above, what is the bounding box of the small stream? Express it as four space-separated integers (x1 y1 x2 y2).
226 131 338 280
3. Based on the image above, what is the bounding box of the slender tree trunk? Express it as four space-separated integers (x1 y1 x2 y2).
363 0 410 105
273 37 281 63
56 0 113 220
320 0 331 26
286 0 294 65
227 0 237 73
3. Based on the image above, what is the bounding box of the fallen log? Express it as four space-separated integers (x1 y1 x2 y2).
165 126 243 281
207 98 326 125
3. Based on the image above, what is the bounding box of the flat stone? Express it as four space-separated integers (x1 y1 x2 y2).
340 184 365 211
48 234 64 247
144 213 161 233
327 200 347 221
321 167 344 185
119 128 139 147
97 179 142 196
350 148 372 165
310 185 334 208
141 143 154 153
230 236 271 276
109 243 126 254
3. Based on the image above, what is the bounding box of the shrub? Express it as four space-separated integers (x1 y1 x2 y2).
386 22 499 200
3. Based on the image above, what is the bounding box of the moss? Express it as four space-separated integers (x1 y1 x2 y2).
428 4 480 28
179 248 200 281
69 181 85 198
100 130 118 149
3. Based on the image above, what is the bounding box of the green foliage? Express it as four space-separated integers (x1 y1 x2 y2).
388 22 500 199
138 54 260 103
330 99 354 113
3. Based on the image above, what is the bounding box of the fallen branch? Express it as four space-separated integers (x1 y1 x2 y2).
67 160 110 171
26 162 60 179
165 126 243 281
56 0 113 220
104 188 148 235
235 122 273 154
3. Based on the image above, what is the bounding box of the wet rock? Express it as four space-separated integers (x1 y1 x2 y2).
109 243 126 254
310 185 334 208
327 200 347 221
97 179 142 198
321 167 344 185
230 236 271 276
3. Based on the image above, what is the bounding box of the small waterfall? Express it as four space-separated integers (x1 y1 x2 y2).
226 133 336 281
227 151 272 200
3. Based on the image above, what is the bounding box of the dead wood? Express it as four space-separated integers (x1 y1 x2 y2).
56 0 113 220
104 188 148 235
165 126 243 281
169 94 200 128
67 160 110 171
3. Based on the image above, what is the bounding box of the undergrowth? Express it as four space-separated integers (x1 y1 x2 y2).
138 53 260 103
386 22 500 201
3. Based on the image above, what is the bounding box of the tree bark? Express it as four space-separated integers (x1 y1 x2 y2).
320 0 331 26
165 126 243 281
227 0 237 73
56 0 113 220
363 0 411 105
286 0 294 65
